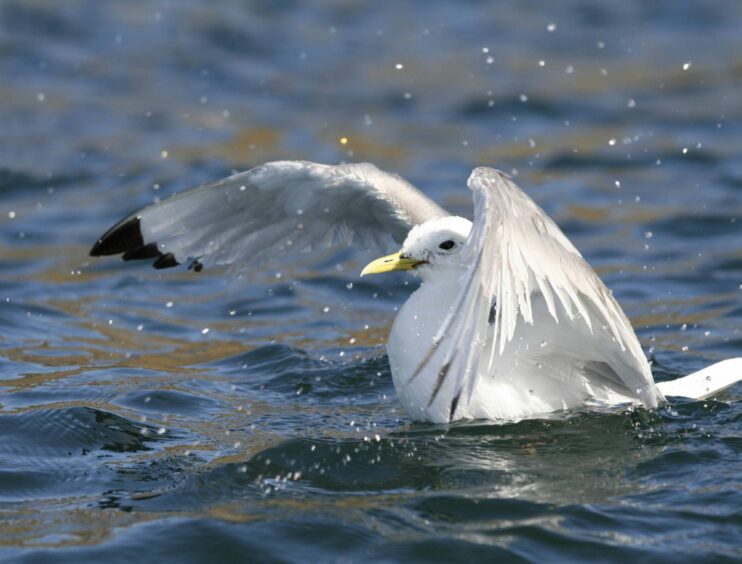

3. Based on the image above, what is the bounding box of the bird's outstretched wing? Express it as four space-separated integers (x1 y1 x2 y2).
90 160 448 270
410 167 662 420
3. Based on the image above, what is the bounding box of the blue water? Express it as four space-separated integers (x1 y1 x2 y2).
1 1 740 561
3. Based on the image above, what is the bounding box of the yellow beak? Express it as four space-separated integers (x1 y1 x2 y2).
360 252 422 276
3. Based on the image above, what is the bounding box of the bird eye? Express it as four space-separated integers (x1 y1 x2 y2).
439 240 455 250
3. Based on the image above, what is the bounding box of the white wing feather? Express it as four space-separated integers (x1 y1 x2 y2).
411 168 662 417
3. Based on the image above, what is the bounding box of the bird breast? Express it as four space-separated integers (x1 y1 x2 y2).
387 271 462 421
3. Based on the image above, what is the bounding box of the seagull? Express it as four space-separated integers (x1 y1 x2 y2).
90 161 741 423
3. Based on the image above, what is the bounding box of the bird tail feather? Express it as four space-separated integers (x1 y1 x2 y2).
656 358 742 400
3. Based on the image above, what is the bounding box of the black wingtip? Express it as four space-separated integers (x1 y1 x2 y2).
91 214 182 271
90 216 145 256
122 242 161 261
153 253 179 269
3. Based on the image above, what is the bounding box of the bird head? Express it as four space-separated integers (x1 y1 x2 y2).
361 216 472 279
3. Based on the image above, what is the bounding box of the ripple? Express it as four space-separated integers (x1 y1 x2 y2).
115 389 226 418
0 406 165 456
0 406 176 503
217 345 393 405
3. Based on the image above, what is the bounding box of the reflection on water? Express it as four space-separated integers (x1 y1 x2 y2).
1 0 740 561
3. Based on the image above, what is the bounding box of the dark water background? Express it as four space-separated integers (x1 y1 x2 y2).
1 1 741 561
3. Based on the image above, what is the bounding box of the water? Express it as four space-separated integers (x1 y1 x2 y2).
1 1 740 561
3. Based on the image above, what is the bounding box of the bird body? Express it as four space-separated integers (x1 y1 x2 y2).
380 214 660 422
91 161 741 423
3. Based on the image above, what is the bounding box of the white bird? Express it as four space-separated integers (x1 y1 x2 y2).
91 161 741 423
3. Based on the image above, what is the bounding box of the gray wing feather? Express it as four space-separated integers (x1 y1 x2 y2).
91 160 448 270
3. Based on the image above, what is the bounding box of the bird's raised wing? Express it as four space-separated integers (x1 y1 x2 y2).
410 167 662 420
90 160 448 270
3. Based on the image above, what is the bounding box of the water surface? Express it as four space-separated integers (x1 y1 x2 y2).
1 1 740 561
